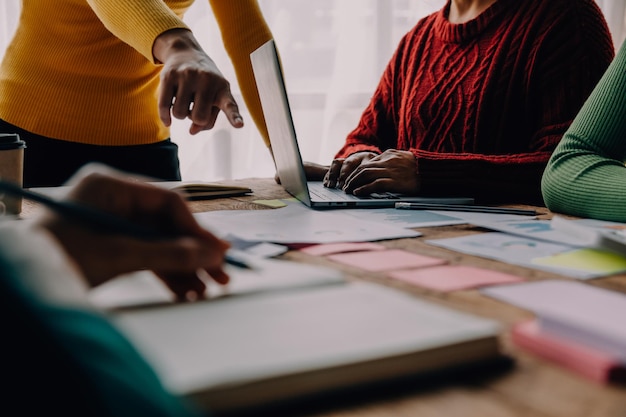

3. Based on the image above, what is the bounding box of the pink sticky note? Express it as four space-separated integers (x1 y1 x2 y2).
300 242 386 256
327 249 446 272
512 320 625 384
388 265 523 292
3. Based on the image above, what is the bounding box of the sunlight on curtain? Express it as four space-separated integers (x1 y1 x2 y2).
0 1 624 182
0 0 20 55
177 0 446 181
596 0 626 46
179 0 626 181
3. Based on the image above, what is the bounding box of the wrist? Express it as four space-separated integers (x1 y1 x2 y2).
153 28 201 64
408 151 421 194
350 150 379 157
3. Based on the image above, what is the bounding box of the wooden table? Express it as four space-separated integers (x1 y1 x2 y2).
23 178 626 417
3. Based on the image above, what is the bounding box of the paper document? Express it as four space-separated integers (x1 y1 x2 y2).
550 215 626 256
337 208 535 229
194 204 420 244
427 232 626 279
472 218 626 247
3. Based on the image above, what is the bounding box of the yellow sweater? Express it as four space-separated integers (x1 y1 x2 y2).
0 0 272 147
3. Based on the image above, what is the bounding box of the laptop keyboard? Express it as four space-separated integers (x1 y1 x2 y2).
309 185 355 201
308 183 400 201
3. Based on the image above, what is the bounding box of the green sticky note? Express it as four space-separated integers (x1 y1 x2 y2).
253 199 288 208
533 248 626 274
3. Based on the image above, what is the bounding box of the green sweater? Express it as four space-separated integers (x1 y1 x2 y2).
541 41 626 222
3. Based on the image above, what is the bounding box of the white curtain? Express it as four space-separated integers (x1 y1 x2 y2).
176 0 451 180
597 0 626 45
1 0 625 182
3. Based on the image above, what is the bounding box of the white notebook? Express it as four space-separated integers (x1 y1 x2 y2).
97 257 502 414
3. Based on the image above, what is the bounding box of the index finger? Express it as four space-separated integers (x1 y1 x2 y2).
189 90 243 134
156 270 208 302
215 89 244 128
338 157 364 189
324 159 344 188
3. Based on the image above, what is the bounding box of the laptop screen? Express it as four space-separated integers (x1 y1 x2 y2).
250 39 313 206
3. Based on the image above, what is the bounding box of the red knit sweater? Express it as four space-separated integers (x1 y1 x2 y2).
335 0 614 204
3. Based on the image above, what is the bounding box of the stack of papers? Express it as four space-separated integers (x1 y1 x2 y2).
483 281 626 383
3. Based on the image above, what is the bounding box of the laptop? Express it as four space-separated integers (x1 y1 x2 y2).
250 39 474 208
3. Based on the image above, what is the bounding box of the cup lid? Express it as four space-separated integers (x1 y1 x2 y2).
0 133 26 150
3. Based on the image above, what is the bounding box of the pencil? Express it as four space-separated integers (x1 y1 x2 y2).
0 180 251 269
395 202 537 216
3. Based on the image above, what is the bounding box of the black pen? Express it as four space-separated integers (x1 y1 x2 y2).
395 202 537 216
0 180 251 269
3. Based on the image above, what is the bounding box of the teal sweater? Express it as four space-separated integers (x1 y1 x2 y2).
542 41 626 222
0 247 203 417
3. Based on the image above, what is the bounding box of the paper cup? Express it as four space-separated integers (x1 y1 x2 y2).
0 133 26 215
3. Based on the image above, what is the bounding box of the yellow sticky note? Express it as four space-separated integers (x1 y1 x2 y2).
253 199 287 208
532 248 626 274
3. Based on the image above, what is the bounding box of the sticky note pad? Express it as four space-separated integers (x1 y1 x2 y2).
387 265 523 292
327 249 446 272
482 280 626 363
532 248 626 275
512 320 625 384
300 242 387 256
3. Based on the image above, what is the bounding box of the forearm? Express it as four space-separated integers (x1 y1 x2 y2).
335 142 382 159
415 150 552 204
542 42 626 221
542 139 626 221
86 0 188 62
211 0 274 147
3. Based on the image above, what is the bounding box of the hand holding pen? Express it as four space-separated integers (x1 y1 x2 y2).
6 170 232 302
